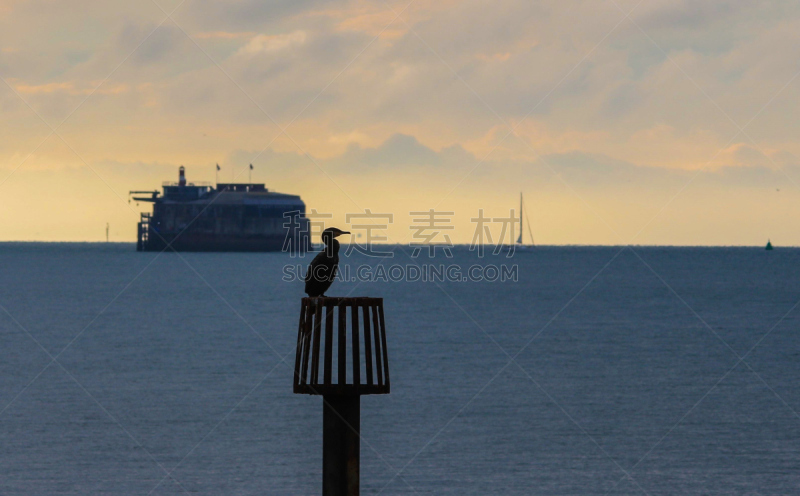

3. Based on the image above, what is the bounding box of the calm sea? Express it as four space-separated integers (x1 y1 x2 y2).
1 243 799 495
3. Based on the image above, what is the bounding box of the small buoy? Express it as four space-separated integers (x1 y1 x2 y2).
766 240 773 250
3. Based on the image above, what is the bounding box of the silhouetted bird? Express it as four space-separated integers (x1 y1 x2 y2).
305 227 350 297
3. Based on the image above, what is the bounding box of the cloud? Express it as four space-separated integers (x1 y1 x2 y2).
195 31 256 40
12 80 129 96
127 24 189 65
228 132 800 191
183 0 346 31
338 133 442 168
334 10 408 39
711 143 799 171
238 31 308 55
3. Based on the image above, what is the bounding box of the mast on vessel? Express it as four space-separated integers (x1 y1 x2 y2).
517 192 523 245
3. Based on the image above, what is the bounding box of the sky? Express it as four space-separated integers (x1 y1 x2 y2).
1 0 799 245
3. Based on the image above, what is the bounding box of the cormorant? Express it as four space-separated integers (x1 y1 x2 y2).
304 227 350 297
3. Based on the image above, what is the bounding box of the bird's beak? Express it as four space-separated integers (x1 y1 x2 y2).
335 231 351 237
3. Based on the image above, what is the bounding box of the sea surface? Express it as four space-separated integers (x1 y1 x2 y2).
1 243 799 495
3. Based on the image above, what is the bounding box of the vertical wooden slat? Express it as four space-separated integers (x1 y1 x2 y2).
378 302 390 386
294 297 390 394
338 302 346 385
294 299 306 387
350 304 360 387
324 302 334 385
300 300 313 385
371 304 383 386
362 305 373 386
311 300 323 384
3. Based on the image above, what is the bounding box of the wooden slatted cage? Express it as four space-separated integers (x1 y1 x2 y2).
294 297 390 396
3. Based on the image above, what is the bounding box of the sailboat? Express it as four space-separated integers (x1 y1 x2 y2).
512 192 535 251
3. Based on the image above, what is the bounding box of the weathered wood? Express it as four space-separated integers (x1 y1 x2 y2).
362 305 373 386
338 303 346 385
311 300 323 384
300 299 313 385
350 304 360 388
294 300 306 386
371 305 383 386
294 297 389 396
324 302 334 385
323 395 360 496
378 303 390 390
294 297 389 496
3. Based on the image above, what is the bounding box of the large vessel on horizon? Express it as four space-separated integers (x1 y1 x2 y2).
130 167 310 252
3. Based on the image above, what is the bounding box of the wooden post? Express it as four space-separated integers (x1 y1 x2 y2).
323 395 360 496
294 297 390 496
